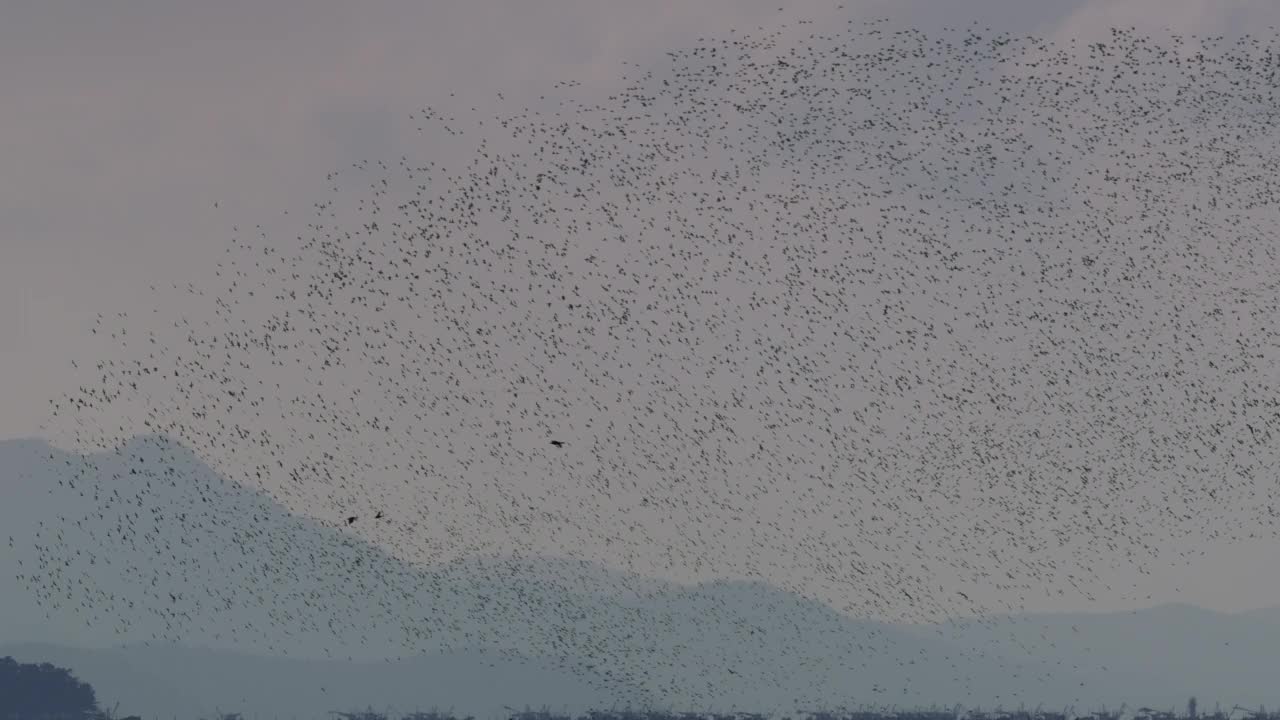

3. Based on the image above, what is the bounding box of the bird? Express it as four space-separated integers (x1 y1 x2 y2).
26 15 1280 713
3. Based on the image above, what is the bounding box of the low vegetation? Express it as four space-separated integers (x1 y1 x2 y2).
5 658 1275 720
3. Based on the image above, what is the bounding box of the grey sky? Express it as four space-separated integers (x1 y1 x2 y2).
8 0 1280 625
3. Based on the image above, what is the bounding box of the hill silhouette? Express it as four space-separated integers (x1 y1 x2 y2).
0 655 101 720
4 436 1280 715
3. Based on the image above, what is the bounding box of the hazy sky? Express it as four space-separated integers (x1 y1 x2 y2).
8 0 1280 621
12 0 1277 441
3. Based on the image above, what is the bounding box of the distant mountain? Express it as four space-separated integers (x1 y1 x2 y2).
3 435 1280 715
1232 603 1280 626
907 601 1280 710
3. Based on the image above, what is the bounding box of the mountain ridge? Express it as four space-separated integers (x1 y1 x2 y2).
4 435 1280 714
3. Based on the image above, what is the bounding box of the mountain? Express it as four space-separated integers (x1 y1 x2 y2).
3 435 1280 715
908 602 1280 710
1233 604 1280 626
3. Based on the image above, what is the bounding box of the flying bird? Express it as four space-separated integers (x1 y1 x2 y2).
27 15 1280 712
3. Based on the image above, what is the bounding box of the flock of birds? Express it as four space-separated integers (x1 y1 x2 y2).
18 15 1280 710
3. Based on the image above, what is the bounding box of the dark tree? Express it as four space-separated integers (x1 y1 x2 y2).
330 710 388 720
0 656 101 720
402 709 465 720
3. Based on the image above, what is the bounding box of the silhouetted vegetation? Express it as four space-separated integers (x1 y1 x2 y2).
4 662 1277 720
284 706 1280 720
402 710 474 720
0 656 101 720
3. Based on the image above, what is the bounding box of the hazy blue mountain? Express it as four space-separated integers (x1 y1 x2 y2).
909 602 1280 711
1233 604 1280 626
3 436 1278 716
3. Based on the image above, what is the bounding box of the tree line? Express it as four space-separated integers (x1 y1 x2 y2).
5 658 1277 720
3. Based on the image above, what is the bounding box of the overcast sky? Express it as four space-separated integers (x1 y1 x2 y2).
7 0 1280 620
13 0 1278 441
